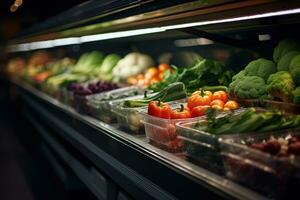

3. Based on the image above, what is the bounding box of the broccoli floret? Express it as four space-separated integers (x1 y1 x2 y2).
273 38 300 63
228 70 245 96
292 87 300 104
289 54 300 86
234 76 267 99
244 58 276 81
232 70 245 81
277 51 300 71
267 71 295 102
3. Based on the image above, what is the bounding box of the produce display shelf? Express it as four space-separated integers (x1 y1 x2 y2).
11 79 268 200
9 0 300 47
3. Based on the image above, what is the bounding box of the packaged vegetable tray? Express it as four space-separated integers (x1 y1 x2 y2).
219 129 300 199
111 94 151 134
140 102 192 153
175 107 300 174
176 118 227 174
87 86 145 123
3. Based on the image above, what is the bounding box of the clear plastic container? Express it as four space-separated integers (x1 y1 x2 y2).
74 94 90 114
112 102 146 134
141 103 195 153
176 119 225 173
59 88 74 106
219 129 300 199
87 86 145 123
175 108 249 173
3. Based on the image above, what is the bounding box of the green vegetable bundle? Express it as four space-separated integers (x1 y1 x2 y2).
196 108 300 135
123 82 187 107
149 59 233 93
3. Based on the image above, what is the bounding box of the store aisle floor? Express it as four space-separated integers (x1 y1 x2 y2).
0 124 35 200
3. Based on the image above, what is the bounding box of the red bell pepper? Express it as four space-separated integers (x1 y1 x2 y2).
171 104 191 119
148 101 171 119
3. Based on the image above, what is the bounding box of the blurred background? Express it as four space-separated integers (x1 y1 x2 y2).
0 0 87 42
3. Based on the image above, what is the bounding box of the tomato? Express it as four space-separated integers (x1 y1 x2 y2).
158 63 171 73
145 67 159 79
212 91 228 102
136 74 144 79
224 100 239 110
191 105 210 118
171 105 191 119
158 72 165 80
210 99 224 108
34 71 50 83
148 101 171 119
127 77 137 85
150 77 160 85
211 105 223 110
187 90 212 110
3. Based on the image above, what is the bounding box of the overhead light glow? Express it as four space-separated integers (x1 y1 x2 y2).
258 34 271 41
8 8 300 52
175 38 214 47
80 27 166 43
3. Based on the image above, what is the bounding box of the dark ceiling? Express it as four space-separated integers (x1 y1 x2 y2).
0 0 88 41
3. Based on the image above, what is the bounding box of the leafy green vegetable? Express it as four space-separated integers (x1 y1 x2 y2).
73 51 104 74
149 59 233 93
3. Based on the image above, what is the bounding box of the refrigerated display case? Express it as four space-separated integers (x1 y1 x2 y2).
3 0 300 200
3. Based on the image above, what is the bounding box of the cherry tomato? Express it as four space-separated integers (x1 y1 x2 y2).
148 101 171 119
211 105 223 110
191 105 210 118
187 90 212 110
212 91 228 102
171 105 191 119
150 77 160 85
210 99 224 108
224 100 239 110
127 77 137 85
158 63 171 73
158 72 165 80
145 67 159 79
